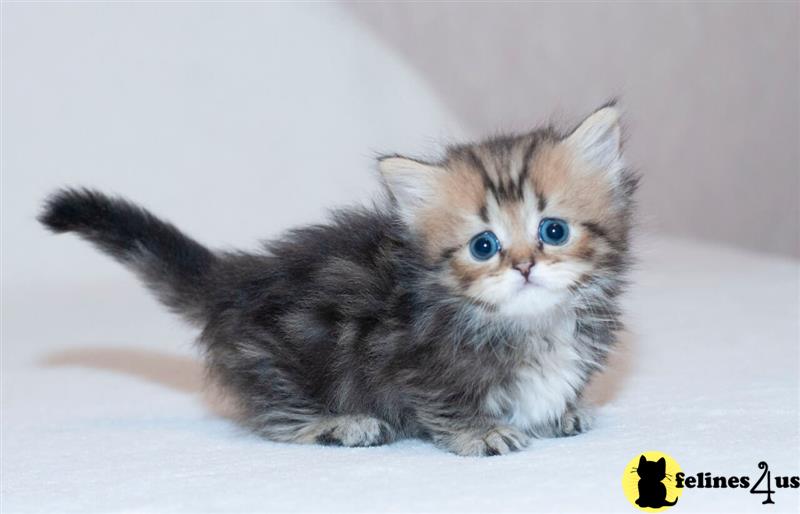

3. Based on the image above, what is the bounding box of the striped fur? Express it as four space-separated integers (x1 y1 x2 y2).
40 106 637 456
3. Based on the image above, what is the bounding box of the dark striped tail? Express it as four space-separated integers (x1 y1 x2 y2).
39 188 217 324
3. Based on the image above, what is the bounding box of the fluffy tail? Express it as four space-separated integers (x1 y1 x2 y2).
39 188 217 325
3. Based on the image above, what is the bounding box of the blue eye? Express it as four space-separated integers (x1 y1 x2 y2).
539 218 569 246
469 231 501 261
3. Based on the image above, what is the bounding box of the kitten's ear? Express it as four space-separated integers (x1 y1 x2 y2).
639 455 647 466
657 457 666 470
565 105 623 172
378 156 445 224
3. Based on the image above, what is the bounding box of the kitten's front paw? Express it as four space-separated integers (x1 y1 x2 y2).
314 415 394 447
444 426 530 457
556 404 594 437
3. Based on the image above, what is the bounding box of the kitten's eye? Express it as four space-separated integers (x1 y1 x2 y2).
538 218 569 246
469 231 501 261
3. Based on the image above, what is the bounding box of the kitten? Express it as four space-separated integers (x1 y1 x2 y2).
39 105 636 456
634 455 679 507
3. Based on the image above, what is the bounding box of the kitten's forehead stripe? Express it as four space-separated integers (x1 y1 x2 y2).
466 148 498 199
478 204 489 223
456 132 555 206
516 136 538 201
537 194 547 213
463 141 537 204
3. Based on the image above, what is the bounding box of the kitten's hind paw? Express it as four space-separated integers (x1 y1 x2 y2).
555 404 594 437
313 415 394 447
441 426 530 457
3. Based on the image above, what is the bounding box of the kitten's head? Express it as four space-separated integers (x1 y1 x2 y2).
380 106 637 318
636 455 667 481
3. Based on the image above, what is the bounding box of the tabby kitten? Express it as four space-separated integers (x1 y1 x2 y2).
40 105 636 456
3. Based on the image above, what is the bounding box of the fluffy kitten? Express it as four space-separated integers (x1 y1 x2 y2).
39 105 636 456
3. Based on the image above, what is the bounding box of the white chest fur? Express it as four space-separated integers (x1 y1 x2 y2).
484 325 587 431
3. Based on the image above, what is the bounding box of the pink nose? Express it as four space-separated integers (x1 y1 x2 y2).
514 262 534 280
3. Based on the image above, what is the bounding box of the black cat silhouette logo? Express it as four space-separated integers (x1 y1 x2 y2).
622 451 683 511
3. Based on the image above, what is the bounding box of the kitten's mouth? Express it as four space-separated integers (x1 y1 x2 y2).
519 278 542 289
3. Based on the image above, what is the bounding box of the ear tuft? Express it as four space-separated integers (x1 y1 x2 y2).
566 106 623 172
378 156 444 224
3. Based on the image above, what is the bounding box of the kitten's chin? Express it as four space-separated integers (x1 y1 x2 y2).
496 285 569 319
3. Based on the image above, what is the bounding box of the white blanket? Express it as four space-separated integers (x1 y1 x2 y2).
3 236 798 513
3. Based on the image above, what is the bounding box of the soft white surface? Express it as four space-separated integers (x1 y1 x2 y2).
3 3 798 513
3 236 798 513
